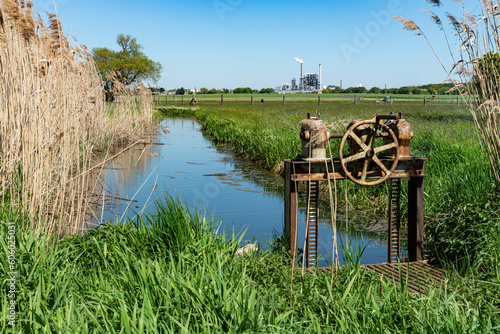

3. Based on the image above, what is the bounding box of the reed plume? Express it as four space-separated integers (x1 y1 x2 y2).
400 1 500 190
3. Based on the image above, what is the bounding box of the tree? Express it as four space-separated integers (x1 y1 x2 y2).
259 88 275 94
92 34 162 85
398 86 411 94
411 87 423 95
176 87 185 95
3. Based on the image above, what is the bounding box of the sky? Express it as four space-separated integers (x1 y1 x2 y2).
33 0 465 90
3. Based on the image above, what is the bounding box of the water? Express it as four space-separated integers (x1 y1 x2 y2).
90 116 390 266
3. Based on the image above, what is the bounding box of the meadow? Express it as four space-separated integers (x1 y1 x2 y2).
158 94 493 215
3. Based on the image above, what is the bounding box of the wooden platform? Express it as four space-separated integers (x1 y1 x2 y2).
363 261 447 294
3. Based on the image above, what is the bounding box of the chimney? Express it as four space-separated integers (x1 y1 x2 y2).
319 64 322 90
300 63 304 90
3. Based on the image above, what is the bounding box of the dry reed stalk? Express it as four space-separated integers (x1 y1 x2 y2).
397 0 500 190
0 2 156 236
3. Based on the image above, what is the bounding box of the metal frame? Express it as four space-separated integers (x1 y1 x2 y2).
284 157 426 268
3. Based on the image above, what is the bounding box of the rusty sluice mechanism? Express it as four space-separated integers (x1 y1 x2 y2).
284 112 441 289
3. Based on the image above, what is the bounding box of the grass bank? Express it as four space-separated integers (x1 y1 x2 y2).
158 99 494 215
2 197 499 333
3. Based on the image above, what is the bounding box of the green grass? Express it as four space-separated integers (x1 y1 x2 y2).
158 98 494 215
1 198 500 333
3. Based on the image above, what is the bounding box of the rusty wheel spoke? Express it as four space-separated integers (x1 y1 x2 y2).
349 131 369 152
360 159 369 183
372 155 389 174
344 151 366 163
374 142 397 154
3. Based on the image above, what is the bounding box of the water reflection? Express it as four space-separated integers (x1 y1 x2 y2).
89 116 390 266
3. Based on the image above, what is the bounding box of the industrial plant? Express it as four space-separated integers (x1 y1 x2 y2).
276 58 324 93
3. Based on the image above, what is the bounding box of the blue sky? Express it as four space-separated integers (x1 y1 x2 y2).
34 0 462 90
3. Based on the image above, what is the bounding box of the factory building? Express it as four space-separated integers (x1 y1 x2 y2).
276 59 325 92
304 73 320 91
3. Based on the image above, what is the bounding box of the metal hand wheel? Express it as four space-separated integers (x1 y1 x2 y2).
339 117 399 186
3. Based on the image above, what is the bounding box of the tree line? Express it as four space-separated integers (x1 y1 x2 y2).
322 83 459 95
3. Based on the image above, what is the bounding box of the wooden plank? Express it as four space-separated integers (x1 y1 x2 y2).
408 177 425 261
362 262 446 294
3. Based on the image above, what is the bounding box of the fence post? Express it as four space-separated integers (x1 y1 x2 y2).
181 95 184 105
424 96 427 107
354 95 357 105
173 95 175 105
456 96 459 106
318 95 321 106
390 96 393 106
221 94 223 106
251 96 254 105
283 95 286 106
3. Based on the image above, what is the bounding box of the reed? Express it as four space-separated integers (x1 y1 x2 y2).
0 2 154 236
396 0 500 191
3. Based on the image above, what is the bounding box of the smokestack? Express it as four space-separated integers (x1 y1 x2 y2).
300 63 304 90
319 64 322 90
340 80 343 90
294 58 304 90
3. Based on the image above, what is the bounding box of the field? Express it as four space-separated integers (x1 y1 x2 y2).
158 94 493 215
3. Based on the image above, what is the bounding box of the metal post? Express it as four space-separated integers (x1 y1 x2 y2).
408 176 424 262
284 160 298 268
